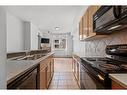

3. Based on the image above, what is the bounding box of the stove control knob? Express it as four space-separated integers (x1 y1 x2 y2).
97 74 104 81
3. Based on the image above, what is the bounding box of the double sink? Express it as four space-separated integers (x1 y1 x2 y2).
12 54 46 60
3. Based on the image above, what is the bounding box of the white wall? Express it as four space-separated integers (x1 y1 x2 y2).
7 11 25 52
66 33 73 56
24 22 31 50
0 7 6 89
31 23 40 50
40 30 51 38
7 11 40 52
24 22 40 50
71 6 88 56
52 33 73 57
72 25 86 57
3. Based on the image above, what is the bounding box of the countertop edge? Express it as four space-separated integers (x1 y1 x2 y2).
7 63 38 85
7 52 54 84
109 74 127 89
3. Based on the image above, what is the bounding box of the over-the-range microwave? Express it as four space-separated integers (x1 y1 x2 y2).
93 6 127 34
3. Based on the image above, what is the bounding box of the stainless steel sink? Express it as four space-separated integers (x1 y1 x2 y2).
12 54 46 60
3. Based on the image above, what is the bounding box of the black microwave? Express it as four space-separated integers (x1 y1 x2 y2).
93 6 127 34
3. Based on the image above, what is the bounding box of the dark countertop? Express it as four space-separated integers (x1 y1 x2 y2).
7 52 54 84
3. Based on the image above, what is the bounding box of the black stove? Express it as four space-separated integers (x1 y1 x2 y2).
80 44 127 89
82 57 127 73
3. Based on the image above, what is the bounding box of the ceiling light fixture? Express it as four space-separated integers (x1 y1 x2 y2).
55 27 60 30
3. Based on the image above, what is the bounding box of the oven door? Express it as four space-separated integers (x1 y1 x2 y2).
80 64 105 89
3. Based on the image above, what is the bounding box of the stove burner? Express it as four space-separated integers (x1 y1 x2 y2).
86 58 111 62
99 64 120 70
86 58 96 61
98 58 110 61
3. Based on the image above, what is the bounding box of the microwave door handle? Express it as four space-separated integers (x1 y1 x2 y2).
113 6 121 19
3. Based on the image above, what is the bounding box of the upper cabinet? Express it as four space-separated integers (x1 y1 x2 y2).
82 10 89 39
88 6 99 37
79 6 106 41
79 18 83 40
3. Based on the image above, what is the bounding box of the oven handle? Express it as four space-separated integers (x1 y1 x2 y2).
81 65 105 82
97 74 104 81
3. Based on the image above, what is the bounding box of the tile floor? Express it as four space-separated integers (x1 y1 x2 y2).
48 58 80 90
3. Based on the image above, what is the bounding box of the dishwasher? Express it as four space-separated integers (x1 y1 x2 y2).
7 65 38 89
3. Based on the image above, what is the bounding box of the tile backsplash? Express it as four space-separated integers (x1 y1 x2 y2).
84 29 127 57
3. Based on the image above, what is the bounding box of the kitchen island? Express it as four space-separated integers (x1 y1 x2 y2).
7 52 54 89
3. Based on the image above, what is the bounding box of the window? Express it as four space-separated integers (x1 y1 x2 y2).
54 39 66 49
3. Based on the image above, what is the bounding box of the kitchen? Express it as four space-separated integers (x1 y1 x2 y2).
0 5 127 90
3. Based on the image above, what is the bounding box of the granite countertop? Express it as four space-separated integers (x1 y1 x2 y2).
7 52 54 84
109 74 127 88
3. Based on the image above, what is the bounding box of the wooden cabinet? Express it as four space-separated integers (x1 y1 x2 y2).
82 10 89 39
79 18 83 40
39 63 48 89
112 80 126 89
51 55 54 78
47 55 54 87
72 56 80 87
47 56 52 87
79 6 102 40
72 58 76 77
88 6 99 37
38 54 54 89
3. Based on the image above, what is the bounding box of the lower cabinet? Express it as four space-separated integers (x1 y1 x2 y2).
38 55 54 89
51 55 54 78
39 65 48 89
47 58 51 87
112 80 126 89
72 56 80 87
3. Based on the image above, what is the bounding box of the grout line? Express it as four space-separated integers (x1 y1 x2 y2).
49 58 79 89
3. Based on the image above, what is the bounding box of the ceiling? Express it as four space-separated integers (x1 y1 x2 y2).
6 6 88 33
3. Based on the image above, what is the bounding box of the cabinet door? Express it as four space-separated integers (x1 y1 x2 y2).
72 58 80 87
39 55 54 89
82 10 89 38
79 18 83 40
73 58 78 80
88 6 99 37
51 56 54 78
39 58 48 89
72 58 75 73
39 66 48 89
74 59 77 77
112 81 126 89
47 62 51 87
77 62 80 87
77 62 79 81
